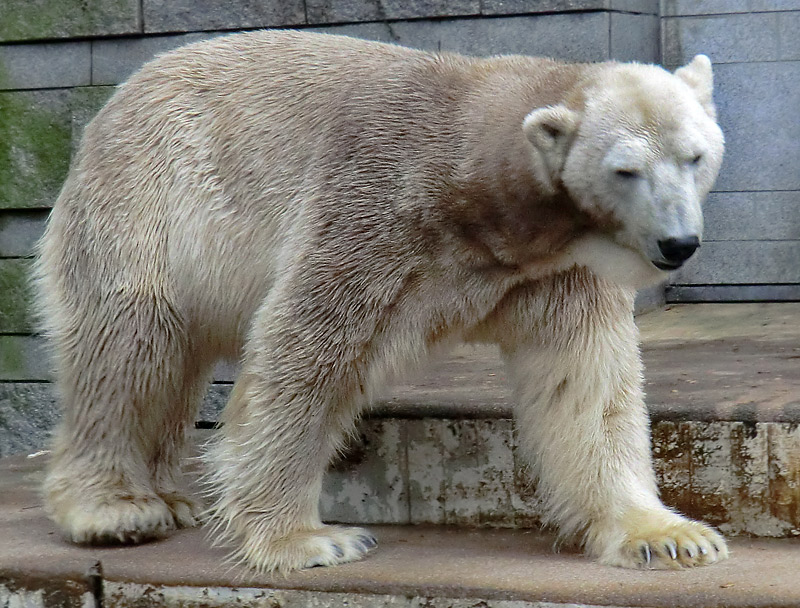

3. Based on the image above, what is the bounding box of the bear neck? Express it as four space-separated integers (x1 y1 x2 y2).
445 58 595 272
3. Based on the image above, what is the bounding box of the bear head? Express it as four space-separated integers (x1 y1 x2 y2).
523 55 724 284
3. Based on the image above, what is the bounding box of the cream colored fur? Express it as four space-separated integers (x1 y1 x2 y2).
35 31 726 573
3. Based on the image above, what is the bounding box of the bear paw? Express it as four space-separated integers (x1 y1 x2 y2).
598 508 728 569
238 525 378 573
55 494 178 545
159 492 205 528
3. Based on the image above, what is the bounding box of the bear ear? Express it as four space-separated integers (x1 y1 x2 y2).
523 105 580 191
675 54 716 118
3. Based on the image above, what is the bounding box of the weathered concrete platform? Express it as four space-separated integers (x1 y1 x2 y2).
374 302 800 422
2 453 800 608
2 303 800 606
318 304 800 536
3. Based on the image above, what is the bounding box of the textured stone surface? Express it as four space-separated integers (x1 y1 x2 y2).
0 0 141 42
702 191 800 241
0 259 33 333
0 86 114 210
482 0 658 15
0 383 58 458
0 336 51 381
91 33 217 86
3 454 800 608
395 13 610 60
671 241 800 285
667 284 800 303
322 419 409 525
0 89 72 210
68 86 115 152
0 210 48 257
712 61 800 193
0 42 90 90
314 13 611 61
306 0 480 24
661 0 798 16
663 11 800 65
142 0 305 34
406 418 520 526
610 12 660 63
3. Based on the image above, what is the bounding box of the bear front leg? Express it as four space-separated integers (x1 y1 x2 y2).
202 281 383 574
498 270 727 569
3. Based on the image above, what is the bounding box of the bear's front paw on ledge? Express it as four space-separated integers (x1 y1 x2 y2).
596 508 729 569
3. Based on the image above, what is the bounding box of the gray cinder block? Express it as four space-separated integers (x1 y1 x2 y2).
0 335 52 382
610 12 660 63
703 191 800 242
0 210 48 258
0 42 90 90
671 241 800 285
0 259 34 334
143 0 305 34
712 62 800 192
662 12 795 65
306 0 480 24
483 0 657 15
0 383 58 458
662 0 797 16
91 33 218 86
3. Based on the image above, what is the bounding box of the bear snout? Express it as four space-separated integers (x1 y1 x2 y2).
653 235 700 270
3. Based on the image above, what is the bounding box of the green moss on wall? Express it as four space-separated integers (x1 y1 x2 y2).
0 259 33 334
0 0 140 43
0 336 26 380
0 336 50 381
0 89 72 210
69 86 116 154
0 85 115 210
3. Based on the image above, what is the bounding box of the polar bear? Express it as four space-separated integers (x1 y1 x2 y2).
36 30 726 573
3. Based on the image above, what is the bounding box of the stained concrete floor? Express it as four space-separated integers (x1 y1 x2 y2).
1 303 799 607
2 454 800 608
375 302 800 423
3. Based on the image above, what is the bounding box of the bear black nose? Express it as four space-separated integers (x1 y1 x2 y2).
657 236 700 265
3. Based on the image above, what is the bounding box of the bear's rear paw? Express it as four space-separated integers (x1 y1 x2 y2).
239 525 378 573
159 492 205 528
599 508 728 569
54 494 178 545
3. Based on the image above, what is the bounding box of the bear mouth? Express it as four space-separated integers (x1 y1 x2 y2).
652 260 683 271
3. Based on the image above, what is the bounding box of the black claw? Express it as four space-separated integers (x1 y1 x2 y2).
685 547 695 559
331 543 344 558
641 544 652 565
358 534 378 549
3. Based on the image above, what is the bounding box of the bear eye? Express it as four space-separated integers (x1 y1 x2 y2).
615 169 639 179
691 154 703 165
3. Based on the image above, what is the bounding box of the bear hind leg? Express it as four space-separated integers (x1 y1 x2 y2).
44 297 207 544
148 350 214 529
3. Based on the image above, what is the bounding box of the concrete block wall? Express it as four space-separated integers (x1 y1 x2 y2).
662 1 800 302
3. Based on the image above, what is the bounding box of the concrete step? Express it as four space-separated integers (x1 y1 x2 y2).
314 304 800 537
2 454 800 608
